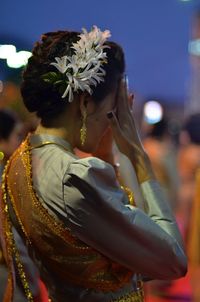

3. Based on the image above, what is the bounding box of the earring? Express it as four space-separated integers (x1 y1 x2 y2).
80 109 87 146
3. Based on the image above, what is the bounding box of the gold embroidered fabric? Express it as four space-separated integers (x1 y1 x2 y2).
0 154 34 302
121 185 135 206
112 286 144 302
4 137 142 295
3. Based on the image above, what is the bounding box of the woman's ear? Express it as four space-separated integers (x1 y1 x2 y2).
79 94 96 116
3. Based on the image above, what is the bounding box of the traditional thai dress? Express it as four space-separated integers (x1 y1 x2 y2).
0 134 187 302
0 151 46 302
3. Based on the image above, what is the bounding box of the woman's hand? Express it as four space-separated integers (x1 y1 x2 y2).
107 79 155 183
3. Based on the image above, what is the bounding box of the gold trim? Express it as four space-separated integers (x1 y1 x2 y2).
29 140 73 153
1 156 34 302
121 186 135 206
112 285 144 302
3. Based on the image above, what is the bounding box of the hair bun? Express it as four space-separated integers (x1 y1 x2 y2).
21 29 125 126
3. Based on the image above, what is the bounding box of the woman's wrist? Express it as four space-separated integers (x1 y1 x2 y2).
130 151 156 184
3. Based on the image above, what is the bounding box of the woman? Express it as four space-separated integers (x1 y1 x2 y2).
0 26 187 302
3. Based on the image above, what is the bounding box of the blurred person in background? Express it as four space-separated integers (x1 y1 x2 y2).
0 110 22 182
148 113 200 302
187 168 200 302
143 117 193 302
177 114 200 302
177 113 200 243
143 118 179 211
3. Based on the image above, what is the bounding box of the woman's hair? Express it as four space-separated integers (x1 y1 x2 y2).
0 110 17 140
21 30 125 126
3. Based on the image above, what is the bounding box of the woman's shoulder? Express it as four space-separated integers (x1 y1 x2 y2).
68 156 115 176
64 156 118 189
63 156 127 211
70 156 112 168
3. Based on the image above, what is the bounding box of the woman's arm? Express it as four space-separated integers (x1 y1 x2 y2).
63 157 187 280
63 80 187 280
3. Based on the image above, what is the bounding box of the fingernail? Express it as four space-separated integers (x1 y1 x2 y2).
107 111 113 119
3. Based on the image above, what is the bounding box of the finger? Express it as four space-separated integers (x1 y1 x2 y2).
116 80 131 123
120 78 130 110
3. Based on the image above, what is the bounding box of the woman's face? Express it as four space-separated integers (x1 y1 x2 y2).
78 88 117 153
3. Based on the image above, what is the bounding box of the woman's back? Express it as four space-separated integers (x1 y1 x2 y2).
6 134 143 301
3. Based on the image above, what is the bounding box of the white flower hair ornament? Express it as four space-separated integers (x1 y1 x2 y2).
42 26 111 102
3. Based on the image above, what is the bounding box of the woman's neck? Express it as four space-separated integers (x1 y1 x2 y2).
35 124 74 147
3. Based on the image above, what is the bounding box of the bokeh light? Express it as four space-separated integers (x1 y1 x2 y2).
143 101 163 124
0 45 16 59
188 39 200 56
6 50 32 68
